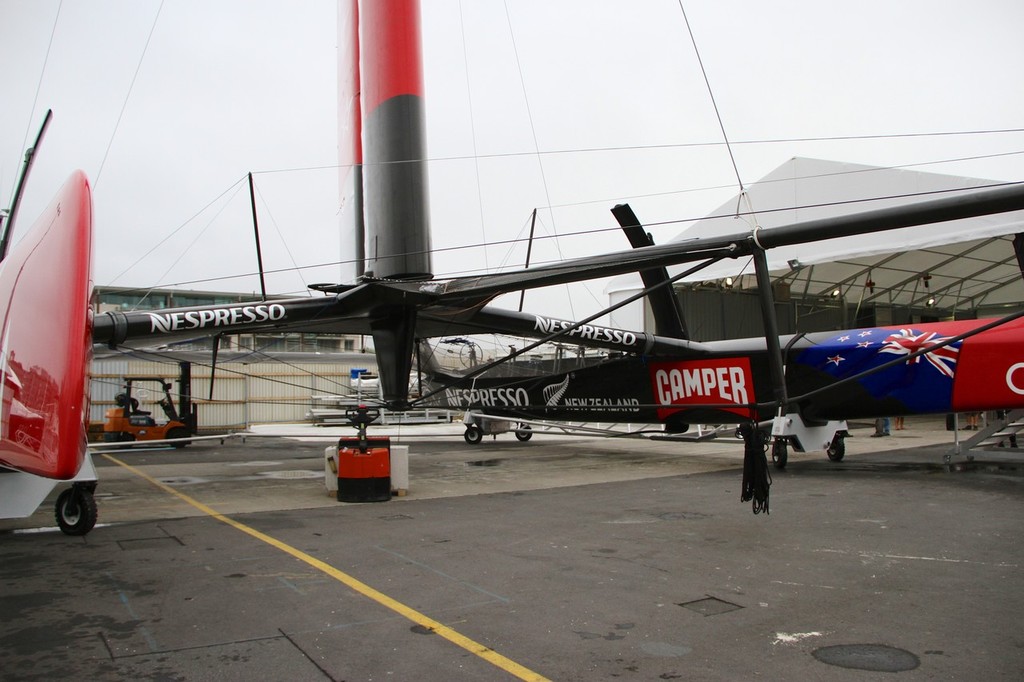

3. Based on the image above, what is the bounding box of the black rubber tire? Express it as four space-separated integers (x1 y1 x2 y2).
464 425 483 444
772 438 788 470
55 487 98 536
827 434 846 462
166 426 190 448
514 424 533 441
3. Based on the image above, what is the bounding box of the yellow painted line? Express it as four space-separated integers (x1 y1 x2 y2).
103 454 549 682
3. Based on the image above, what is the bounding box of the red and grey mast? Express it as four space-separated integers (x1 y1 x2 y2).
340 0 432 281
340 0 433 406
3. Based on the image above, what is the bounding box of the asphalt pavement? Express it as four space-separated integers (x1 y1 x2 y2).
1 416 1022 680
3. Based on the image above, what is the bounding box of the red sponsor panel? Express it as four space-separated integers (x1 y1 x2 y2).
649 357 755 419
0 171 92 479
952 317 1024 411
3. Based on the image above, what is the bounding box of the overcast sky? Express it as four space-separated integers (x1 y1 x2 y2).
1 0 1022 326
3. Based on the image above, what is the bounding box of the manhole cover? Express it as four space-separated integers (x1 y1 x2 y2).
677 596 743 616
812 644 920 672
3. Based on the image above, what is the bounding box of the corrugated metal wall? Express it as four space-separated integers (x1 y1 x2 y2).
676 289 845 342
91 357 378 430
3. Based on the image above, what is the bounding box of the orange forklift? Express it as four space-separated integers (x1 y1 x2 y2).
103 362 197 446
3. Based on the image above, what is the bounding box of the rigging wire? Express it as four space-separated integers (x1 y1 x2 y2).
94 0 164 189
543 149 1024 210
419 128 1024 167
253 182 311 295
677 0 744 193
493 210 540 271
116 178 1024 293
247 147 1024 214
151 182 247 290
108 175 248 289
123 181 248 311
502 0 574 318
458 0 490 273
98 345 355 400
110 143 1024 295
15 0 62 191
527 210 607 312
677 1 763 282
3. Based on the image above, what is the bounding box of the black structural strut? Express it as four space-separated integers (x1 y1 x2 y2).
611 203 689 339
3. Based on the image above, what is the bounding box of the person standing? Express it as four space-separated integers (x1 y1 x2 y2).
872 417 891 437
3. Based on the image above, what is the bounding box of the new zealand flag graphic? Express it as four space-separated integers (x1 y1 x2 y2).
794 327 961 413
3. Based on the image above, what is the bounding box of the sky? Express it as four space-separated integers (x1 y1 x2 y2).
1 0 1022 330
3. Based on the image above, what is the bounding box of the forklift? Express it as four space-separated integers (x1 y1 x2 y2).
103 362 197 446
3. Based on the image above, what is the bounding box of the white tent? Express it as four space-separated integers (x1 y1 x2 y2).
607 157 1024 331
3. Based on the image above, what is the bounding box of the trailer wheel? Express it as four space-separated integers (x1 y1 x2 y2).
827 433 846 462
464 425 483 444
771 438 788 470
514 424 533 441
55 486 98 536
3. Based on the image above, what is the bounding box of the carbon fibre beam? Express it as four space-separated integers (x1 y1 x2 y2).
611 203 688 339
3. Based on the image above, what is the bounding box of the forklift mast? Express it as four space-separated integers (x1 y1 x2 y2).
178 361 196 433
120 362 196 434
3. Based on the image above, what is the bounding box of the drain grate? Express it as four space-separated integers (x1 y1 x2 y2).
677 596 743 616
812 644 920 672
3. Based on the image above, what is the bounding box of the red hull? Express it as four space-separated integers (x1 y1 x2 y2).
0 171 92 479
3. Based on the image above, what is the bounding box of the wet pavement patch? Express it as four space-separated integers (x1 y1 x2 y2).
256 470 321 479
812 644 920 672
466 459 504 467
653 511 711 521
157 476 208 485
677 596 743 616
640 641 691 657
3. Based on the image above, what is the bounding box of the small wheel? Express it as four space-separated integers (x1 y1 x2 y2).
514 424 533 441
166 426 190 448
827 433 846 462
771 438 788 470
55 487 98 536
464 424 483 444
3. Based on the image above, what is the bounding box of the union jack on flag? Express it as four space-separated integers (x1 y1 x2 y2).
878 328 959 378
795 326 963 412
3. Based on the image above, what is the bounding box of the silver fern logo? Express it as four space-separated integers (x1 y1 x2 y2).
542 375 570 406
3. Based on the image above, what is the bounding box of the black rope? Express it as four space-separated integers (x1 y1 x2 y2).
739 422 771 515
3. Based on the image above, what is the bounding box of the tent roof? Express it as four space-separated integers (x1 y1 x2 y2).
608 157 1023 310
